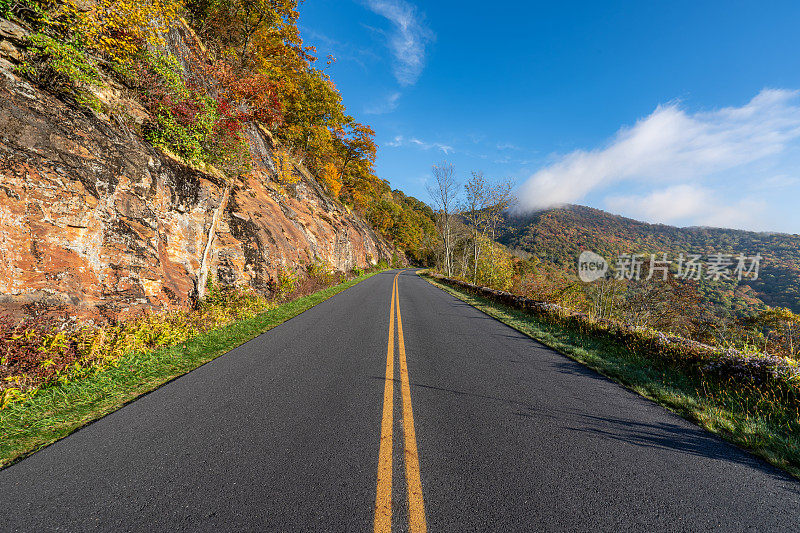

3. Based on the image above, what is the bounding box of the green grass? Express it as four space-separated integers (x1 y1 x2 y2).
0 272 379 469
421 272 800 480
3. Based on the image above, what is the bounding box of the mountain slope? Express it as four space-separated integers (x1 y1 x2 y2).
499 205 800 312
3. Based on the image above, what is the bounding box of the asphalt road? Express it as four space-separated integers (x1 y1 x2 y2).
1 270 798 532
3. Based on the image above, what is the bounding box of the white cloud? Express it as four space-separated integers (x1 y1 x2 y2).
365 92 402 114
496 142 521 151
364 0 434 86
605 185 767 229
754 174 800 190
515 89 800 219
606 185 709 222
387 135 453 154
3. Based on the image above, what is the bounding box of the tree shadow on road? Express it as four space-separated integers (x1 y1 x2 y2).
514 406 800 489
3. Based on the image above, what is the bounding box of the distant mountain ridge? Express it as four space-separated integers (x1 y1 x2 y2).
498 205 800 313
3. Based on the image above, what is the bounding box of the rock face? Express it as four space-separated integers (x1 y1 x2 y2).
0 33 394 322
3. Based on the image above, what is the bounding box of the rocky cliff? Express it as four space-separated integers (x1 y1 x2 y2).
0 17 394 322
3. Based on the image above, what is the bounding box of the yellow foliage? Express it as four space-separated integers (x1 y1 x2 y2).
274 267 299 297
60 0 183 63
475 239 516 291
273 150 300 185
0 387 28 410
0 282 276 411
306 257 336 284
320 161 342 198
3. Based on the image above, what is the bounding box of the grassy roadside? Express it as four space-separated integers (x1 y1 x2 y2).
420 272 800 480
0 271 381 470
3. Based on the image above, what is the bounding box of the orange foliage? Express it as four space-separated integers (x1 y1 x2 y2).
320 162 342 198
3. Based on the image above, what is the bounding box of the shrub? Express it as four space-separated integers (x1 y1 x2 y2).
0 0 41 21
135 51 249 170
0 315 81 407
0 284 274 410
307 258 336 285
17 33 103 111
269 267 299 299
1 0 13 18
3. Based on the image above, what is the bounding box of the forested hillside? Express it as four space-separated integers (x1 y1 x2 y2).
499 205 800 313
0 0 439 321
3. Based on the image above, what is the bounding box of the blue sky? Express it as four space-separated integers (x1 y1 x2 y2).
299 0 800 234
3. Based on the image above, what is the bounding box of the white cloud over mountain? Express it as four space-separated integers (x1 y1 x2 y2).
606 184 767 229
515 89 800 230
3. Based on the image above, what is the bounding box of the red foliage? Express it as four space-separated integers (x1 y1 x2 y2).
133 51 283 164
0 315 80 387
193 56 283 128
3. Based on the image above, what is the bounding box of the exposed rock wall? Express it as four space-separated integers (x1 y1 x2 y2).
0 19 394 322
211 122 394 291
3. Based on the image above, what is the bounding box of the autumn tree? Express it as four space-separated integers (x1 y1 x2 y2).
483 178 515 241
747 307 800 358
462 172 490 283
464 235 515 290
428 163 460 276
461 173 515 283
585 276 624 321
187 0 304 68
278 68 348 164
58 0 182 63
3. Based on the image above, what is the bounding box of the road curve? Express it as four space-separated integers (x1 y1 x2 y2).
1 270 798 531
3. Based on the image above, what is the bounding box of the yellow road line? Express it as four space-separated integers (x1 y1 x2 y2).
374 273 398 532
395 276 427 533
375 271 427 532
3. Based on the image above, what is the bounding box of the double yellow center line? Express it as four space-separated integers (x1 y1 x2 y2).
374 271 427 533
